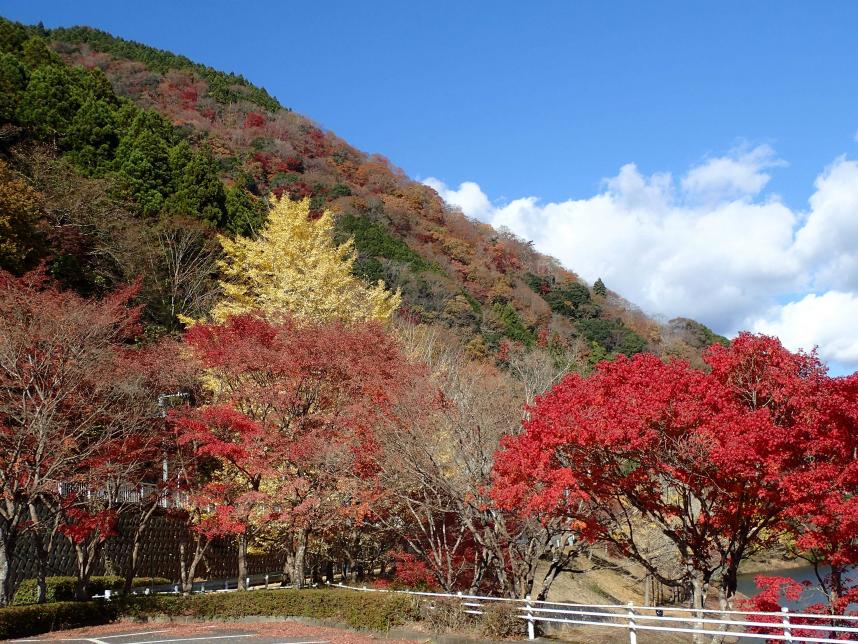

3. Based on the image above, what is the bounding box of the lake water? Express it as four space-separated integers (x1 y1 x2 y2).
734 565 858 643
737 564 858 611
736 564 830 610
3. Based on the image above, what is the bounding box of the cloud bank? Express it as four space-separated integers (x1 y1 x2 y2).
423 145 858 371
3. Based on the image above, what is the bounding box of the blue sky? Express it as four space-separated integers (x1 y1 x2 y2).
4 1 856 208
3 1 858 373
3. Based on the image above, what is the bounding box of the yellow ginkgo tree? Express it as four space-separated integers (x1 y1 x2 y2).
207 195 401 324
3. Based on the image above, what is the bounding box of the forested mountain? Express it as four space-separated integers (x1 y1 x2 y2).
6 18 858 624
0 16 724 367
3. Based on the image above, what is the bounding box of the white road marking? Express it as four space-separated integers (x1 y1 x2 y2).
131 636 254 644
12 640 110 643
11 639 102 643
11 624 228 643
98 632 171 639
11 630 332 644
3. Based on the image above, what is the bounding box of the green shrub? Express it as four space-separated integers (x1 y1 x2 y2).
336 213 429 273
577 318 647 357
0 601 117 639
3 589 421 637
14 576 170 605
329 183 352 198
123 589 419 632
490 301 536 347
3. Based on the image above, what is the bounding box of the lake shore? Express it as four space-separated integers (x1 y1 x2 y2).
739 554 810 576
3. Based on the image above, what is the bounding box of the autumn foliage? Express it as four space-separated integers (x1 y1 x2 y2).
176 313 422 588
1 16 858 624
0 269 187 603
209 196 401 325
493 334 858 614
2 266 858 618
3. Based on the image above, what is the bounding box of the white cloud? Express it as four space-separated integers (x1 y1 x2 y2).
680 144 784 204
753 292 858 364
422 178 495 222
793 157 858 292
423 145 858 371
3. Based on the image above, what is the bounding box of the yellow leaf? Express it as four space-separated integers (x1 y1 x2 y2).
210 196 400 324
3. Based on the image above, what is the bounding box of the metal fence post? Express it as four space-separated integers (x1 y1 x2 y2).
526 594 535 640
782 606 792 642
627 602 637 644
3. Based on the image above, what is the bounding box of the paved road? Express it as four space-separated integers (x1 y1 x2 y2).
7 621 419 644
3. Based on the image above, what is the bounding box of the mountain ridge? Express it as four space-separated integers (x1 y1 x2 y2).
0 16 725 366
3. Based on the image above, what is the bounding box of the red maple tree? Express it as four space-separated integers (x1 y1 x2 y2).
492 334 844 623
178 314 420 589
0 269 177 602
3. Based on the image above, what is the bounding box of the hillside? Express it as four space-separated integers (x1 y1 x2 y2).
0 16 724 366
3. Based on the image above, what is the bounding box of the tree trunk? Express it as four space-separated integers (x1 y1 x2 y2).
718 565 737 610
33 536 48 604
0 526 14 607
828 564 847 639
829 564 844 611
292 527 307 589
468 549 488 595
74 540 100 601
123 500 162 594
74 569 90 600
28 500 55 604
282 550 294 585
179 541 191 593
124 538 142 595
30 526 49 604
534 542 577 601
709 563 739 643
690 572 710 644
237 532 248 590
311 560 322 585
325 560 334 583
179 538 209 594
102 551 119 577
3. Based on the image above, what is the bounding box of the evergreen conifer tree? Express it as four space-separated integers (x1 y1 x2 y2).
0 52 26 122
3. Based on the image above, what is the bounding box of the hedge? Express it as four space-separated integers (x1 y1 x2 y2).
0 588 420 639
14 576 171 605
0 601 118 639
125 588 420 631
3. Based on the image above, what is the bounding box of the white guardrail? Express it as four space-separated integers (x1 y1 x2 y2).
334 583 858 643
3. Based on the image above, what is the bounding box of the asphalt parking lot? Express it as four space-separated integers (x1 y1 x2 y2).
7 621 419 644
